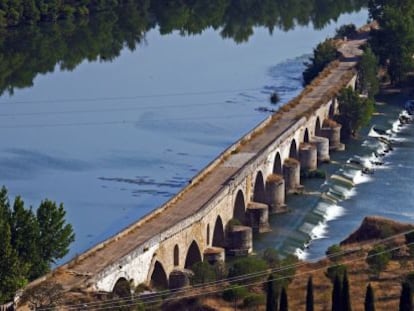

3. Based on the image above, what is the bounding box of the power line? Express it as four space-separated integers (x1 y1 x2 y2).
36 229 414 310
0 88 263 106
0 100 233 118
66 241 414 310
0 113 259 129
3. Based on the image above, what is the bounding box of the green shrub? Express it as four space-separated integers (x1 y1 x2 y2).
303 39 338 85
325 264 347 283
243 293 265 309
335 24 357 39
191 262 217 285
223 285 249 309
262 248 280 269
366 245 391 278
228 257 268 283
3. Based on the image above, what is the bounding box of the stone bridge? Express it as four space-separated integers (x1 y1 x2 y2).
25 35 366 298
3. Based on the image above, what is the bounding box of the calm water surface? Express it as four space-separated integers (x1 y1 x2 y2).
0 9 369 263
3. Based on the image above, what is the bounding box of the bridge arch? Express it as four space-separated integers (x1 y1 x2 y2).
303 128 310 143
206 224 210 246
329 100 335 118
149 260 168 289
253 171 266 203
315 117 321 136
174 245 179 266
112 277 131 298
233 190 246 224
273 152 282 175
212 216 225 248
289 139 298 159
185 240 202 269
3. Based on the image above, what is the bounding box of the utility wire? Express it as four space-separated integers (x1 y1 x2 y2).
0 113 258 129
36 229 414 310
0 88 263 106
65 241 414 310
0 100 233 118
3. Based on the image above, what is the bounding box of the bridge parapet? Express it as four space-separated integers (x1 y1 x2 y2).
20 35 366 301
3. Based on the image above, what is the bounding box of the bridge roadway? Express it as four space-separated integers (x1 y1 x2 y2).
38 36 366 292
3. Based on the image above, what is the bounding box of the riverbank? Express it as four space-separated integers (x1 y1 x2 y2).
252 81 414 261
158 215 413 311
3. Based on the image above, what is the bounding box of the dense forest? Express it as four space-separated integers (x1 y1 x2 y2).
0 0 367 29
0 0 367 97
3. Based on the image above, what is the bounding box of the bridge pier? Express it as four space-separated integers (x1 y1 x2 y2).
311 136 330 162
246 202 271 233
320 119 344 151
299 143 317 171
283 158 302 193
169 269 192 289
226 225 253 256
265 174 286 213
203 247 225 264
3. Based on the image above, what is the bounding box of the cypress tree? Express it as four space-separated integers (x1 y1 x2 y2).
364 283 375 311
279 287 288 311
266 274 277 311
306 276 314 311
399 282 412 311
342 270 352 311
332 274 342 311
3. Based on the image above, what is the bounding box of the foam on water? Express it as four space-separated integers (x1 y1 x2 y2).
324 204 345 221
295 248 308 260
311 221 328 239
294 108 412 260
353 170 373 184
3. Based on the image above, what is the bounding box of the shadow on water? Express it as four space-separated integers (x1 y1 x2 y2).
0 0 368 97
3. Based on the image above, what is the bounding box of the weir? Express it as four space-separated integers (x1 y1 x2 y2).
22 31 368 297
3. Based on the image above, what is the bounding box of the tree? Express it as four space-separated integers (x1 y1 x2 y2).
342 270 352 311
10 197 40 279
364 283 376 311
228 257 268 283
0 219 27 303
266 274 277 311
303 39 338 85
331 274 342 311
405 231 414 256
0 186 11 221
191 262 217 285
0 188 75 300
326 244 343 262
366 245 391 278
357 46 379 98
399 282 412 311
274 254 298 288
306 276 314 311
336 87 375 138
279 287 288 311
36 200 75 269
335 24 357 39
325 264 347 283
244 293 265 310
369 2 414 84
263 248 280 269
223 285 249 310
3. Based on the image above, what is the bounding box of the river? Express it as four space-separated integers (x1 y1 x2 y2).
0 3 372 263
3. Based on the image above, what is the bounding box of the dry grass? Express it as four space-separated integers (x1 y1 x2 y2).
288 250 411 311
